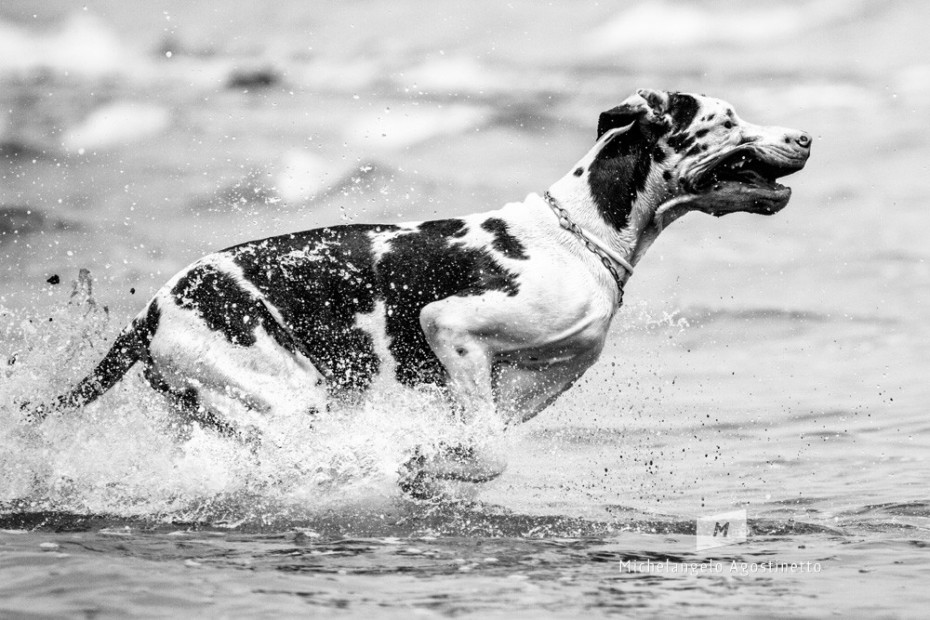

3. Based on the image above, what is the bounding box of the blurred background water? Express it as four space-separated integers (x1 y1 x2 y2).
1 0 929 617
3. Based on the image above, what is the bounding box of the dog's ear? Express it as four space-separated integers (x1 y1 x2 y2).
635 88 669 114
597 89 669 139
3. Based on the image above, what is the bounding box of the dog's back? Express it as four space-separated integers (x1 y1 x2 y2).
38 212 541 433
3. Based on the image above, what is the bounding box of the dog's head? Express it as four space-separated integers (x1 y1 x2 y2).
574 89 811 233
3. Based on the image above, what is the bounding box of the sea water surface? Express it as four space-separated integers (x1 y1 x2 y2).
1 1 929 617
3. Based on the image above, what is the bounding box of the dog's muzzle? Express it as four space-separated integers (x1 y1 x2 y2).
684 129 811 217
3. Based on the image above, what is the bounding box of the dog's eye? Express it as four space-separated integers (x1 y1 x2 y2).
723 121 734 129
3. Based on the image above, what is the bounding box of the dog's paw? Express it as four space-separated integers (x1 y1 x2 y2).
398 449 436 500
397 443 506 500
430 444 506 484
398 467 443 501
238 425 265 452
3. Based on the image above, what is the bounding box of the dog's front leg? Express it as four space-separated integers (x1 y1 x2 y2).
419 297 497 417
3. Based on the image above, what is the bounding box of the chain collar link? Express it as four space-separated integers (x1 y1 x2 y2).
544 191 633 306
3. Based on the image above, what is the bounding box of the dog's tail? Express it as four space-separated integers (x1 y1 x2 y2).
25 301 161 422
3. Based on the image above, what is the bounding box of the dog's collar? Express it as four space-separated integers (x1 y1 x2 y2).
544 191 634 300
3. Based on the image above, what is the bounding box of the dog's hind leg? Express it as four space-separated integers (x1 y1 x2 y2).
23 300 162 422
141 362 239 439
145 293 328 437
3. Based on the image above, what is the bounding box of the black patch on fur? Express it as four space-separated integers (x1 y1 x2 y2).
378 220 520 386
481 218 528 260
667 132 696 154
231 225 384 394
597 107 640 139
138 299 161 348
172 264 263 347
587 125 653 231
418 218 470 239
685 144 703 158
695 128 709 138
652 146 667 163
667 93 700 130
573 167 584 177
230 220 521 392
170 264 308 365
662 170 672 181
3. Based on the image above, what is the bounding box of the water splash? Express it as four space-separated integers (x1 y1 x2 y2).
0 279 512 524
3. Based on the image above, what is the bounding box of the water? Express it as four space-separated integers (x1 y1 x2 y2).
2 0 929 616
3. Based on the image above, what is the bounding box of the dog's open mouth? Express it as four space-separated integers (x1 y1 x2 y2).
687 146 806 216
653 144 808 230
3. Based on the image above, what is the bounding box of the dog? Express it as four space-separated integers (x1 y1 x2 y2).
31 89 810 485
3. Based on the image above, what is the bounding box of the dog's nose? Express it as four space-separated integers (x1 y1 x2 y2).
795 131 812 149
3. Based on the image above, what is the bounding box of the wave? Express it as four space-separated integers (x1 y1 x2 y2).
0 500 844 540
62 101 171 153
192 159 423 213
0 14 291 92
0 14 136 80
396 56 515 97
681 306 896 327
0 139 51 161
841 500 930 520
0 205 72 237
344 104 489 151
586 0 870 56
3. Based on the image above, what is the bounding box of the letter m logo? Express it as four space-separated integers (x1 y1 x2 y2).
697 510 747 550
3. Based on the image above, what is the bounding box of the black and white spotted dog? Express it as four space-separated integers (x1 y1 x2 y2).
34 89 810 479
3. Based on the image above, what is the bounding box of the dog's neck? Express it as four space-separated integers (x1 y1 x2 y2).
545 167 667 279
